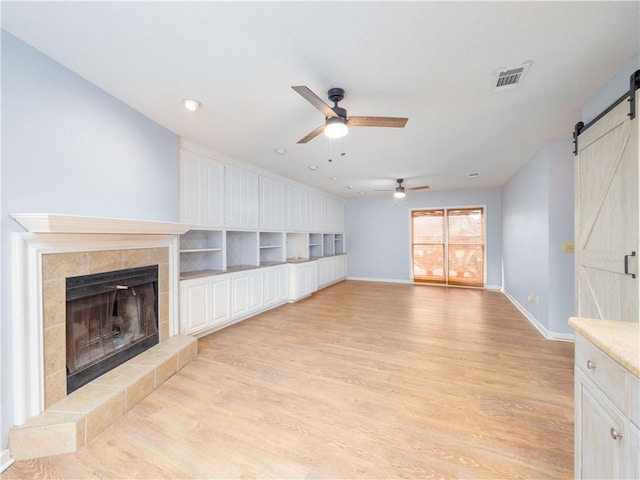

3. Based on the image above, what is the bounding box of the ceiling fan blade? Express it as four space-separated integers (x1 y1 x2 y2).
292 86 337 118
374 189 395 192
348 116 408 128
406 185 430 191
297 124 325 144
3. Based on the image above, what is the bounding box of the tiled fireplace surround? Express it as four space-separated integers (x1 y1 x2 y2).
8 215 197 460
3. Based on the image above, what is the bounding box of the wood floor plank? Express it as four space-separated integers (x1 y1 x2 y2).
3 281 574 479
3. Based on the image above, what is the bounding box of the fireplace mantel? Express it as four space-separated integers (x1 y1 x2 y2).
11 213 191 235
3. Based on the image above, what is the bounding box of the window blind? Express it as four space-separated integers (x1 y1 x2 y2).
411 207 485 287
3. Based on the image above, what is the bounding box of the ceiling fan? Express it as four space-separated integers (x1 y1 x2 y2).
292 86 408 144
376 178 430 198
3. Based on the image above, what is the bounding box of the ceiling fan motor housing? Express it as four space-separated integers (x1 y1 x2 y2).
327 87 345 104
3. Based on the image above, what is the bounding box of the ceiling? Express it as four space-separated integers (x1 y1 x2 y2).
2 1 639 198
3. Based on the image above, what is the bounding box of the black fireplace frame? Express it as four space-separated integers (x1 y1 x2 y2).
66 265 159 394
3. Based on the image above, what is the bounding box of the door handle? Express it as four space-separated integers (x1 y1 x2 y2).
624 251 637 279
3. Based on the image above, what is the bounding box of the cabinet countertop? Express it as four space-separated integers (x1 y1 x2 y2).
569 317 640 376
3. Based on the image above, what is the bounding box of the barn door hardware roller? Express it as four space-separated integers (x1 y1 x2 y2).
574 70 640 155
624 251 637 279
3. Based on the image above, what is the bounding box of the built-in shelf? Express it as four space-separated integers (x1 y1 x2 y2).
259 231 284 264
179 230 225 275
227 231 258 268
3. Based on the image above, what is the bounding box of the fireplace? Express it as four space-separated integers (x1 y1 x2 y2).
66 265 159 393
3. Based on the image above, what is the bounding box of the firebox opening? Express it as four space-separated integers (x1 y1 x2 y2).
65 265 159 394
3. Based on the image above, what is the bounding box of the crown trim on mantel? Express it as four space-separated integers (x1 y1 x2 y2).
11 213 191 235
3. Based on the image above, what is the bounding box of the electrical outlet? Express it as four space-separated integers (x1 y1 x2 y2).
535 296 540 306
562 242 575 253
528 292 533 303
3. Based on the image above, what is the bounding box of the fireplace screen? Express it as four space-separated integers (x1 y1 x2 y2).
66 265 159 393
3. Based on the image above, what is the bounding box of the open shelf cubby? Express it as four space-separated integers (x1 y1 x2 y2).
226 231 258 268
286 232 308 261
334 233 345 254
323 234 334 256
259 232 284 265
309 232 323 258
179 230 224 275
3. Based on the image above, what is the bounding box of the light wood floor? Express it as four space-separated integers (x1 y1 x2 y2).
3 281 575 479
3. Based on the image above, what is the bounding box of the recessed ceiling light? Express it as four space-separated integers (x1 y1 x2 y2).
182 98 202 112
308 165 318 171
468 172 480 177
346 185 354 190
330 176 339 181
274 148 287 155
358 191 365 195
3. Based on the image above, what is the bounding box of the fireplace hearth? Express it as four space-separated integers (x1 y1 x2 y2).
66 265 159 393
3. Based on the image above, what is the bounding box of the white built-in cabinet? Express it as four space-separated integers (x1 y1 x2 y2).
574 333 639 479
285 183 309 232
230 269 264 318
180 275 231 334
179 149 224 227
226 165 259 229
259 176 285 231
317 255 348 288
288 261 318 301
307 190 323 233
263 265 289 307
177 143 347 337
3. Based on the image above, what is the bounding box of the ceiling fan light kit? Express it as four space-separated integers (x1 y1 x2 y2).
394 191 406 199
182 98 202 112
324 116 348 139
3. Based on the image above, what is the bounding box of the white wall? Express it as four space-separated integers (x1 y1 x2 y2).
1 31 178 451
345 187 502 287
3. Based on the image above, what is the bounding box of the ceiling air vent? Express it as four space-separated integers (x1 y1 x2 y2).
492 62 532 92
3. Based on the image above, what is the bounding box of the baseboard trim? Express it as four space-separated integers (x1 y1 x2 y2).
502 289 574 342
347 277 504 292
346 276 413 284
1 449 14 473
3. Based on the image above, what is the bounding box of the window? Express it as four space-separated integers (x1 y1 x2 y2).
411 207 485 287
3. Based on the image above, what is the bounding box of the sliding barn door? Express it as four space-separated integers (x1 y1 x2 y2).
575 90 639 322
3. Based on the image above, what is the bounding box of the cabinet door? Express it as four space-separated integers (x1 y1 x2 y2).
317 259 330 287
260 176 284 230
244 171 259 229
264 266 288 306
307 191 323 233
248 270 264 313
231 274 250 317
202 158 224 227
322 196 336 233
180 279 210 334
178 150 203 225
226 166 259 229
211 277 230 325
179 150 224 228
577 377 627 479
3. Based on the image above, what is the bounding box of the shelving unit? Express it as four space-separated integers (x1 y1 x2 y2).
286 232 308 261
334 233 345 255
226 231 258 269
179 230 224 276
259 231 284 265
323 234 334 256
309 233 323 259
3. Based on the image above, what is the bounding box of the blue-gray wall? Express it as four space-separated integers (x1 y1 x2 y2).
501 139 574 338
346 188 503 287
1 31 178 450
